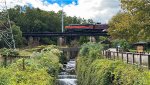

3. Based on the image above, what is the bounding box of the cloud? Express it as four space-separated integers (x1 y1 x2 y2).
64 0 121 23
2 0 121 23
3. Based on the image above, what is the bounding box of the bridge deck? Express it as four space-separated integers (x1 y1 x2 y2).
22 32 108 37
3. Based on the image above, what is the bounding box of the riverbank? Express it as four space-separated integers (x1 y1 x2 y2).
77 43 150 85
0 45 61 85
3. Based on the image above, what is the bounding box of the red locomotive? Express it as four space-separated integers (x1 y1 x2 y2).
65 23 108 33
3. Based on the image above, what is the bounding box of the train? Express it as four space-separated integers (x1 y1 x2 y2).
65 23 108 33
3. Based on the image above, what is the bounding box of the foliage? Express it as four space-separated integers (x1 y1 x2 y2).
108 12 138 43
112 39 130 51
8 59 54 85
108 0 150 43
0 48 19 57
0 45 62 85
18 50 32 56
0 22 22 48
77 43 104 85
0 68 11 85
6 6 92 46
79 42 103 62
77 59 149 85
79 36 89 45
77 43 150 85
12 24 23 47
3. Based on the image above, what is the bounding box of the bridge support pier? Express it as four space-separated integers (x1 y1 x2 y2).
57 37 66 46
60 47 80 61
89 36 96 42
28 37 40 47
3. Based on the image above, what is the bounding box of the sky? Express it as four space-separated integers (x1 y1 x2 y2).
3 0 121 23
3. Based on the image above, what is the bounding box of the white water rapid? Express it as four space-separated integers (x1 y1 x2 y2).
57 60 77 85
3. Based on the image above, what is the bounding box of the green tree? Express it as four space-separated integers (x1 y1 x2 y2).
108 0 150 43
120 0 150 41
12 24 23 47
108 12 140 43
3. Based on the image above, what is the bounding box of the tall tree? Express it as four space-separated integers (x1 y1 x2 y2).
120 0 150 41
108 0 150 43
12 24 23 47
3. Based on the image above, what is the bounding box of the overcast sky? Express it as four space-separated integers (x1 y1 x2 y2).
3 0 121 23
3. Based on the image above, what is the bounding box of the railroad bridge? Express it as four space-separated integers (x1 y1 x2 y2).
22 31 108 46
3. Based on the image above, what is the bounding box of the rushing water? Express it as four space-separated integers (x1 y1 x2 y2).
57 60 77 85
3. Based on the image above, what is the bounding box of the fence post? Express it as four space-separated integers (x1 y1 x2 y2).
132 53 135 64
113 52 115 60
109 51 111 59
117 51 119 59
4 57 7 68
105 51 107 58
148 55 150 70
103 50 104 56
127 53 129 63
121 52 123 61
22 58 25 70
139 53 142 65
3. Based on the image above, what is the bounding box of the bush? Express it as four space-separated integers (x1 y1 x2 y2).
0 48 19 57
77 43 150 85
79 42 103 62
77 59 150 85
0 68 11 85
112 39 130 52
0 45 62 85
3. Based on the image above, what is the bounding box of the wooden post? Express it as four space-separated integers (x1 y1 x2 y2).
22 58 25 70
109 51 111 59
139 53 142 65
106 51 108 58
127 53 129 63
117 51 119 59
4 57 7 68
121 52 123 61
102 50 104 56
148 55 150 70
132 53 135 64
113 52 115 60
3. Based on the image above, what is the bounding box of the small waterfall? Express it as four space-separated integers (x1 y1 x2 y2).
58 75 77 79
57 60 77 85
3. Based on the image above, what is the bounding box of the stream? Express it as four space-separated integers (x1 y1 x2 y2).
57 60 77 85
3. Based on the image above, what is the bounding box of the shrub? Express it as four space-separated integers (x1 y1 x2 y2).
0 68 11 85
0 45 62 85
77 59 150 85
79 42 103 62
112 39 130 52
0 48 19 57
77 43 150 85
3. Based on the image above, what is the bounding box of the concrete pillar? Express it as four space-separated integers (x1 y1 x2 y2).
66 51 70 60
89 36 96 42
28 37 33 46
28 37 40 47
57 37 66 46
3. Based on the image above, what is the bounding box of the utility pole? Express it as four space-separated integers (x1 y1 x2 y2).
61 3 64 32
0 0 16 49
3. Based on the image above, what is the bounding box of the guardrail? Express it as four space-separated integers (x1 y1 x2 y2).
102 50 150 70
